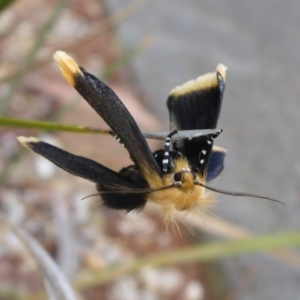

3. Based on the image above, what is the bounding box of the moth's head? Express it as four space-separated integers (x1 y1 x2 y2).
172 168 199 190
145 156 211 215
164 156 204 190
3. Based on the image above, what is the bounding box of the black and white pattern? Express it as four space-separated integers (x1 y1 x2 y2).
162 130 178 173
199 130 222 167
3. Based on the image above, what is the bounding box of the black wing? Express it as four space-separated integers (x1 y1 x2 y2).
53 52 162 185
17 137 148 211
166 64 226 176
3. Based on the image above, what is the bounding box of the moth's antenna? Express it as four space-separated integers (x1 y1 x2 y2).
81 184 176 200
195 182 285 205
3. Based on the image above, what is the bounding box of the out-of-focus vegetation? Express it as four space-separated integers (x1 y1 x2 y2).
0 1 300 300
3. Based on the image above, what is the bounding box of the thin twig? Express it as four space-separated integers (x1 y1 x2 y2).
0 215 78 300
0 0 72 114
0 0 152 85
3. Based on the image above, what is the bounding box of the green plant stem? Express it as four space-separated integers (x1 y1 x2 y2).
0 117 111 135
22 231 300 300
74 231 300 289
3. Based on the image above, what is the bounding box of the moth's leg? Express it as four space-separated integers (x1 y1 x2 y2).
173 139 179 152
198 130 223 167
162 130 178 173
172 139 184 158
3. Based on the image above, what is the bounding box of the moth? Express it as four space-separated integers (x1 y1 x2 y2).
18 52 282 227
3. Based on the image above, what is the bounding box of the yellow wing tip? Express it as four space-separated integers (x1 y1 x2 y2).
212 145 228 153
17 136 40 149
216 63 227 81
53 51 82 86
53 50 68 61
170 63 228 97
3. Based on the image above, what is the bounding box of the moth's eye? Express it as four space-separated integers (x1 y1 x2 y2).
173 172 183 183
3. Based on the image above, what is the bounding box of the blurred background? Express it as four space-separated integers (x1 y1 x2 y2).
0 0 300 299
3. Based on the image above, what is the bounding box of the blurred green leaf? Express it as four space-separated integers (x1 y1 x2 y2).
0 0 16 12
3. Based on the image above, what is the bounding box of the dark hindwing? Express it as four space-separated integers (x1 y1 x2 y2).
24 139 148 211
206 147 226 182
166 65 226 176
